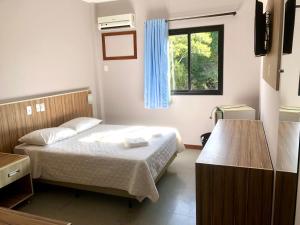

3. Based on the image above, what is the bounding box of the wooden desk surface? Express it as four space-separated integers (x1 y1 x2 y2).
277 121 300 173
0 153 28 168
0 207 71 225
196 119 273 170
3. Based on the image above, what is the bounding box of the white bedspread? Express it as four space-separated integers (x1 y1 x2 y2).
14 124 185 202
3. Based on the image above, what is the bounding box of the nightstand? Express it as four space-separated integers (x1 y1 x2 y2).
0 153 33 208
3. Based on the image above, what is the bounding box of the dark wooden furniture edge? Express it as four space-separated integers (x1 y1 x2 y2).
0 207 71 225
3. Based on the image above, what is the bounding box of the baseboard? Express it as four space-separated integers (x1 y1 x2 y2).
184 144 203 150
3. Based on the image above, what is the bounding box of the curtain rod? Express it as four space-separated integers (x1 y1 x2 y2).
167 11 237 22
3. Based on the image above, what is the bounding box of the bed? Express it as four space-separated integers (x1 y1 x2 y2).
14 124 185 202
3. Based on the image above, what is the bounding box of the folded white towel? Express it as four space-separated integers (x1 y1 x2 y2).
124 137 148 148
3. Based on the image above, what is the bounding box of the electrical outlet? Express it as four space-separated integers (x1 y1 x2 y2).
36 104 41 112
26 106 32 115
40 103 45 112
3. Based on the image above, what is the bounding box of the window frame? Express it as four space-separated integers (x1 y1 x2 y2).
169 25 224 95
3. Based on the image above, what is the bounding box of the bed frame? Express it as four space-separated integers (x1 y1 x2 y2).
0 88 92 154
0 88 177 201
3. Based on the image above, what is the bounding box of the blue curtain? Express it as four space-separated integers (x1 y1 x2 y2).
144 19 170 109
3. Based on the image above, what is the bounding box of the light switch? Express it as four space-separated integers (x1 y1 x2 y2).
26 106 32 115
104 65 109 72
36 104 41 112
40 103 45 112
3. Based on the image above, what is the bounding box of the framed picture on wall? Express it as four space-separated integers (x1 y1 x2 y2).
101 31 137 60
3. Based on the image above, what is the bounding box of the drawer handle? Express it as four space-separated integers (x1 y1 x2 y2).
8 169 20 178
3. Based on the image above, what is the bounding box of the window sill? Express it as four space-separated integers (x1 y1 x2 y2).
171 90 223 96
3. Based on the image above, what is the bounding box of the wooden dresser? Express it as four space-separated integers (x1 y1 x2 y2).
273 121 300 225
196 120 274 225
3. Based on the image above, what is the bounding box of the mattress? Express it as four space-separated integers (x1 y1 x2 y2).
14 124 185 202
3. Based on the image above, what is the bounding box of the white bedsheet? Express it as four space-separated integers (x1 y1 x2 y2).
14 124 185 202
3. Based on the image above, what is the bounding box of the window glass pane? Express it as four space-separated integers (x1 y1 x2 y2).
169 34 189 91
191 31 219 91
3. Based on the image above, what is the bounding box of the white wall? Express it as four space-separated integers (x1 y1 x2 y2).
260 64 280 164
96 0 260 145
0 0 101 116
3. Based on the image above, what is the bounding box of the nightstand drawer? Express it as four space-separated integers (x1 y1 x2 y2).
0 157 30 188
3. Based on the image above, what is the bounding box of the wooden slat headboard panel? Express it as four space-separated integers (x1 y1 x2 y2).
0 89 93 153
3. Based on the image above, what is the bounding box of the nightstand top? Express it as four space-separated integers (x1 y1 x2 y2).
0 153 28 168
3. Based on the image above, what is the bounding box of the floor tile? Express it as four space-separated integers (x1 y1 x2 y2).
18 149 200 225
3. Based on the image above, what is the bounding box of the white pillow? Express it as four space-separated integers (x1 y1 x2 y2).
59 117 102 133
19 127 77 146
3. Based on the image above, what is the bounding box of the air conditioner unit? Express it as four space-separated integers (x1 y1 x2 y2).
98 14 135 30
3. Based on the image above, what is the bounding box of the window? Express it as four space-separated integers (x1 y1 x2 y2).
169 25 224 95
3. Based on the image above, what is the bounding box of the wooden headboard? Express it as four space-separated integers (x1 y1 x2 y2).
0 89 93 153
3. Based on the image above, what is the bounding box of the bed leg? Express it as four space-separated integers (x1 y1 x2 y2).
128 200 133 209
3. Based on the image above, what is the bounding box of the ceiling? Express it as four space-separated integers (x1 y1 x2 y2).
82 0 118 3
92 0 246 18
165 0 245 17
